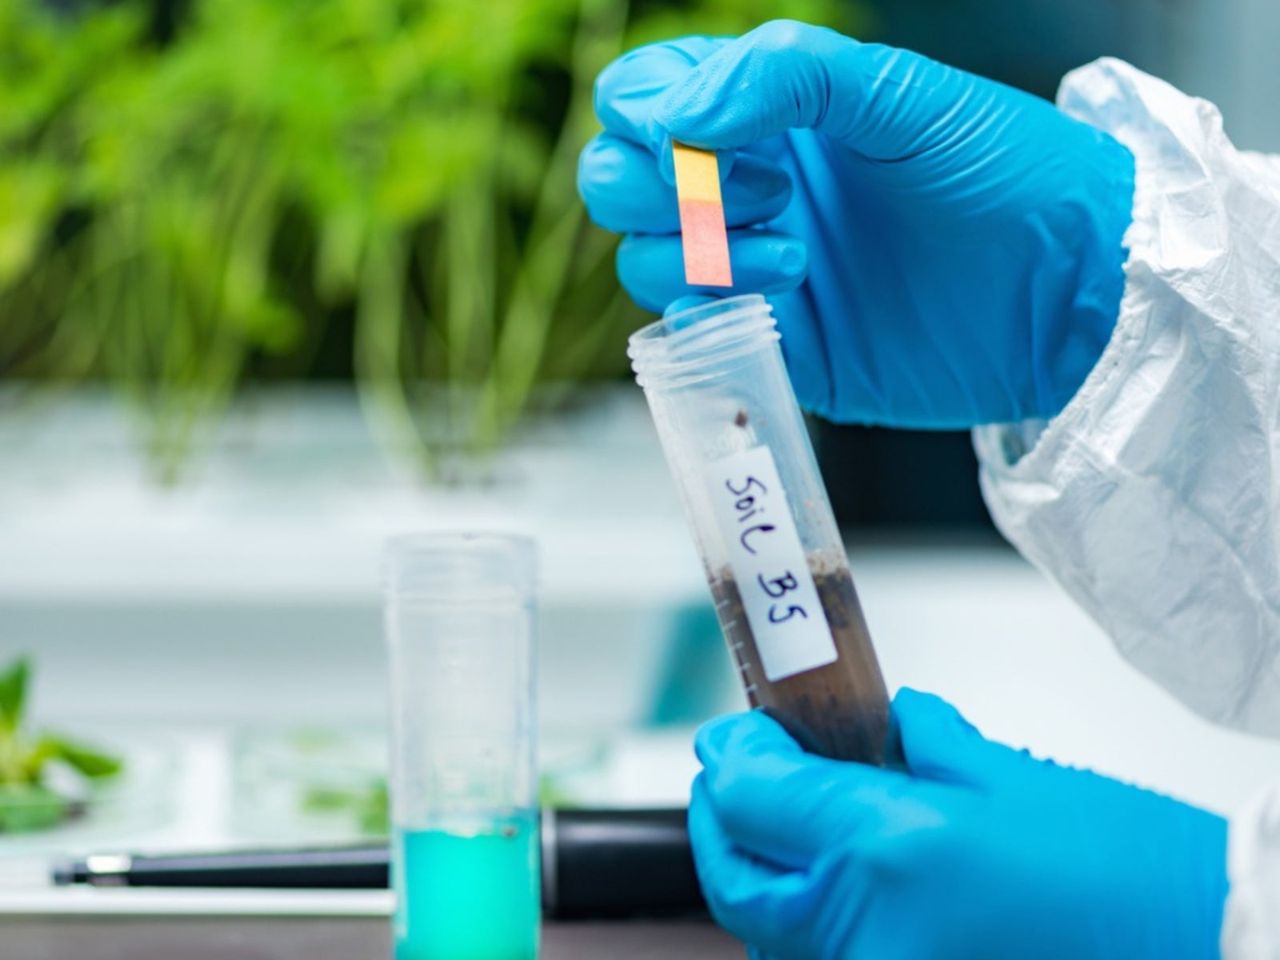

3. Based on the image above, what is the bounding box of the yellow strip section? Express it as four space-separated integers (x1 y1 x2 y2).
672 142 723 204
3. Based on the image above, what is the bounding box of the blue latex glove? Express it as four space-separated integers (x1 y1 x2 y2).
578 21 1135 427
690 690 1228 960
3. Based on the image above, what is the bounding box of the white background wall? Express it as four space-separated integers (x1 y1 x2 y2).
4 390 1279 824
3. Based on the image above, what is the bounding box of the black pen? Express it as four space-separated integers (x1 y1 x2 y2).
53 807 707 920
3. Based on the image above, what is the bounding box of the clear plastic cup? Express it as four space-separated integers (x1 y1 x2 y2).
384 533 539 960
629 295 893 764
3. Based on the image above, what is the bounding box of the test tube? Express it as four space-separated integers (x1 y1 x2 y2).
629 295 892 765
384 533 539 960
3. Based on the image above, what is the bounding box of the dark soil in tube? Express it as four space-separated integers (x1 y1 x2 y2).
710 557 893 765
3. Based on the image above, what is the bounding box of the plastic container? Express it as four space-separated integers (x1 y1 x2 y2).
629 295 892 764
383 533 539 960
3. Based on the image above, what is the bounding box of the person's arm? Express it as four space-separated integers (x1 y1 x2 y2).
970 58 1280 955
581 24 1280 954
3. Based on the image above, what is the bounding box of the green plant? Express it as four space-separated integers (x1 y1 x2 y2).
1 0 852 482
301 773 579 838
0 656 123 833
302 779 390 837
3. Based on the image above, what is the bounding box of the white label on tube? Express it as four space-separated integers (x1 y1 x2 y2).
704 445 837 681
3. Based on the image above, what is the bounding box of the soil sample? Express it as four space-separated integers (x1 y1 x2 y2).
710 554 892 765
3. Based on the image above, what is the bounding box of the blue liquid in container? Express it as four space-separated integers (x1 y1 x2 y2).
394 811 539 960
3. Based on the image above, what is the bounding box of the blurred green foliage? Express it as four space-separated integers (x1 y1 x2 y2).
302 778 390 836
0 656 123 833
0 0 850 481
299 767 588 838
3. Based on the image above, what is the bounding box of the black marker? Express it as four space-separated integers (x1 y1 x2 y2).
53 807 707 921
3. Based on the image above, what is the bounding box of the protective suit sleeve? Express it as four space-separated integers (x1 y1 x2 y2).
971 58 1280 956
1222 787 1280 959
974 57 1280 736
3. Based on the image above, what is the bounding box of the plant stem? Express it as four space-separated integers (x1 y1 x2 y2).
474 0 631 450
355 227 435 478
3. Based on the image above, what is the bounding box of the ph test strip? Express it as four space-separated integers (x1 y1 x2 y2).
672 142 733 288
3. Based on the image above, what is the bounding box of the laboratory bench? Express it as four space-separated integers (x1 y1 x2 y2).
0 889 743 959
3 920 742 959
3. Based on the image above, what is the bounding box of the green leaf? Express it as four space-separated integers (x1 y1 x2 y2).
538 776 579 811
357 780 389 836
300 786 358 814
40 736 123 780
0 164 65 288
0 658 30 734
301 780 389 836
315 206 368 300
0 782 68 834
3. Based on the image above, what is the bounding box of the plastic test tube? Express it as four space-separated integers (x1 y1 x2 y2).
629 295 893 764
384 533 539 960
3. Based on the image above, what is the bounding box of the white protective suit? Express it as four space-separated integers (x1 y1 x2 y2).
972 59 1280 958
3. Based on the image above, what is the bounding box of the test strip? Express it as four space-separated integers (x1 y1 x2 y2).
672 142 733 288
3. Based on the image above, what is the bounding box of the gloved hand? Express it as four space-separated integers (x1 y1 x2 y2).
690 689 1228 960
579 21 1135 427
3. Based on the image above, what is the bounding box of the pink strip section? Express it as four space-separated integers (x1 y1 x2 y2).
678 198 733 287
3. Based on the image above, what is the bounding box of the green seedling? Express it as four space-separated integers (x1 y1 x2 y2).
0 656 123 833
301 774 578 839
1 0 848 483
302 779 391 837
